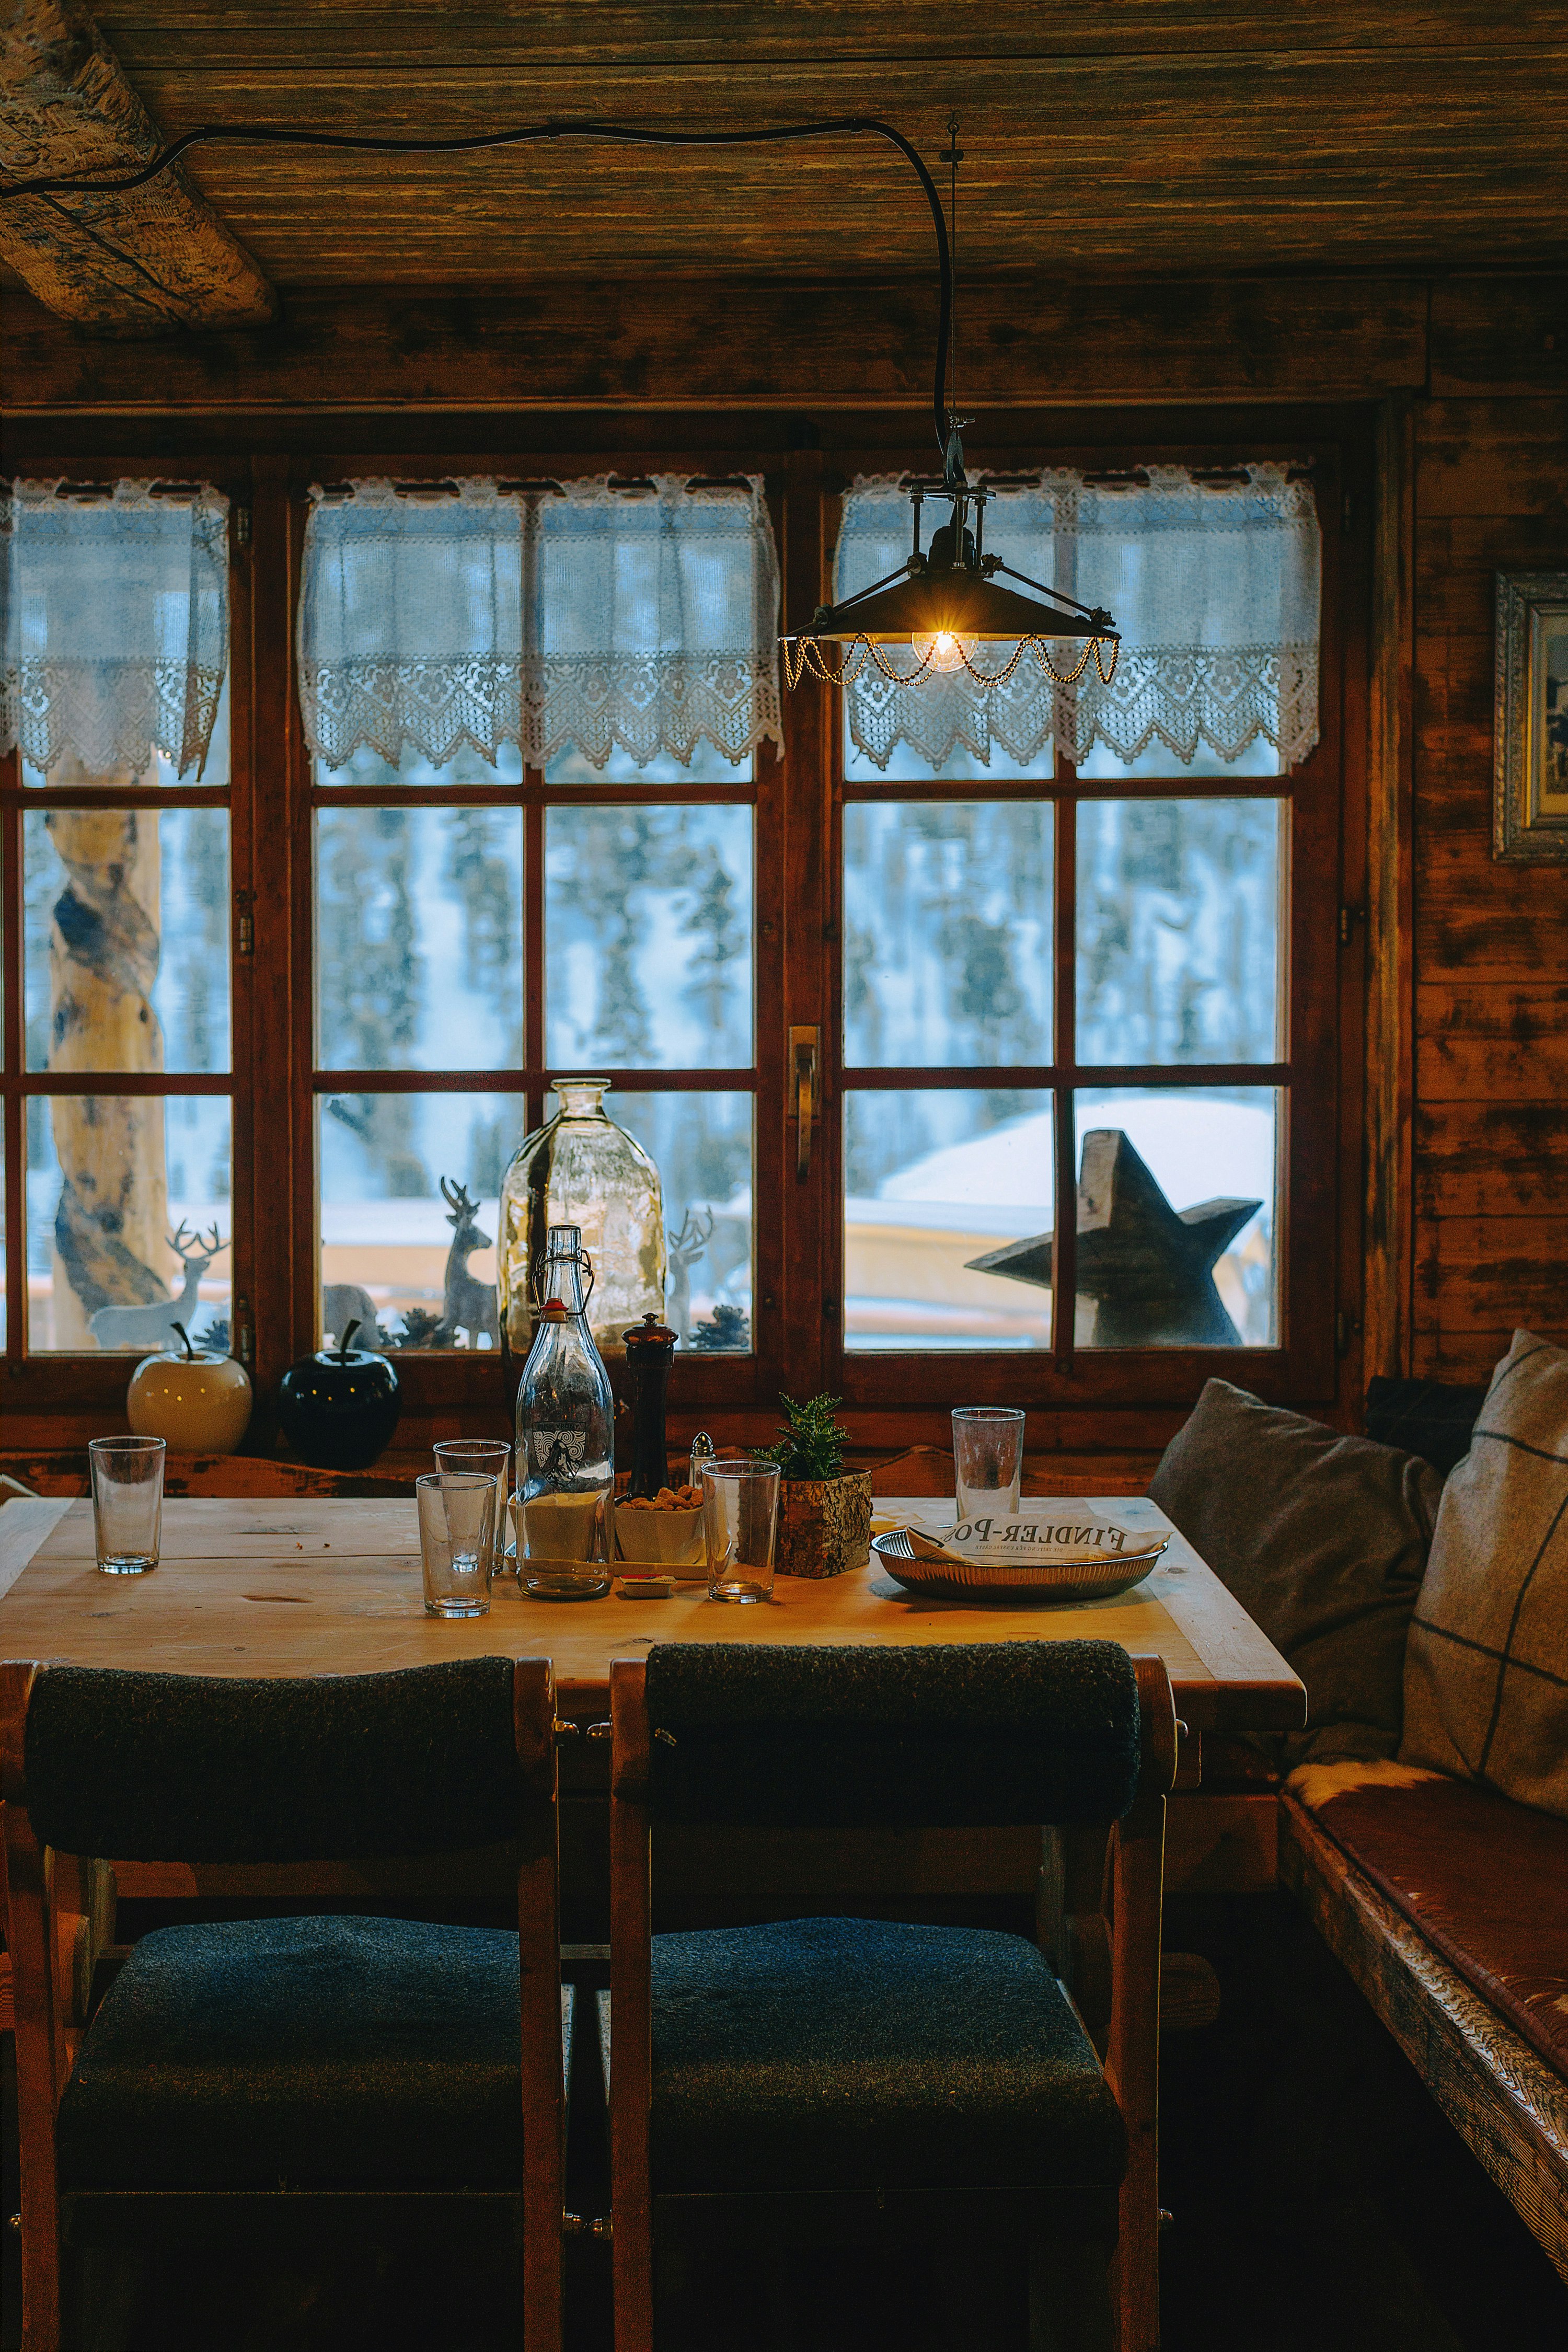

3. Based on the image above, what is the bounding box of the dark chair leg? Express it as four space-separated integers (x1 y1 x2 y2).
1029 2227 1115 2352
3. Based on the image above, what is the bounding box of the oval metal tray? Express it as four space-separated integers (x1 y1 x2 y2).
870 1525 1168 1604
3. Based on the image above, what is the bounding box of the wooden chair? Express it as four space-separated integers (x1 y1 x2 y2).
605 1640 1177 2352
0 1654 570 2352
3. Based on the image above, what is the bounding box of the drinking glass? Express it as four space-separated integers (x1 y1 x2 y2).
433 1441 512 1578
702 1459 780 1604
951 1406 1025 1523
88 1436 166 1575
416 1471 495 1619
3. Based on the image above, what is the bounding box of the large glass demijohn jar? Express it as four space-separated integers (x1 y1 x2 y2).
497 1078 666 1365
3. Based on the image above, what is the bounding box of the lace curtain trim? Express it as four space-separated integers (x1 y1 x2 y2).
1 480 230 779
298 474 783 773
838 464 1321 775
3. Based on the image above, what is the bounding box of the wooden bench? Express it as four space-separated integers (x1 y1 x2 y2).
1279 1763 1568 2287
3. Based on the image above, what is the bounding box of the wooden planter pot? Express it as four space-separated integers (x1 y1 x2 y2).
775 1469 873 1580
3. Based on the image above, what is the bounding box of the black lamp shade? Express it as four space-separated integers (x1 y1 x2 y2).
805 568 1115 647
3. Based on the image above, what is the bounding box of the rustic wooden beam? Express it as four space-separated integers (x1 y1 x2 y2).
0 271 1428 411
1364 393 1416 1379
0 0 274 336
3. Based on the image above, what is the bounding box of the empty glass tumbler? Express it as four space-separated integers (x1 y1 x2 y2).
702 1459 780 1604
416 1471 496 1619
89 1436 166 1575
432 1441 512 1579
951 1406 1025 1523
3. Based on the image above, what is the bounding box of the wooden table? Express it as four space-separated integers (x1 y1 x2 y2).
1 1490 1299 1926
0 1493 1302 1737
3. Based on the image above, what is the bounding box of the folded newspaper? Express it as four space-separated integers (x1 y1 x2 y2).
945 1509 1163 1562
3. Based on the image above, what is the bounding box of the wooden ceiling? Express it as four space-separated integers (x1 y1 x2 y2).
63 2 1568 287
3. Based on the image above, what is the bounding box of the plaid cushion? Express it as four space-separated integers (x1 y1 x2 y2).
1401 1332 1568 1819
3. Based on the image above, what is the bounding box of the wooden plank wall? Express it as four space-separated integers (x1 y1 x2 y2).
1412 391 1568 1379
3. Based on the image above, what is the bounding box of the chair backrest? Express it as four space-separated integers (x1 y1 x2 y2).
17 1656 540 1862
641 1639 1145 1829
0 1653 568 2352
606 1642 1178 2351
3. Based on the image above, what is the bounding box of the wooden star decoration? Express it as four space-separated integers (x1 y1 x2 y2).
966 1128 1262 1345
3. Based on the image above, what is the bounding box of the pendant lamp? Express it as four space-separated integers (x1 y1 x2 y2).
3 109 1119 694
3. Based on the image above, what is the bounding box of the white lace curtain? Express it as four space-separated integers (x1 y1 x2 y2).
837 464 1321 774
298 474 783 772
0 479 229 778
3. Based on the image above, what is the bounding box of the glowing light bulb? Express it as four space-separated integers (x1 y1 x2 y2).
910 628 978 674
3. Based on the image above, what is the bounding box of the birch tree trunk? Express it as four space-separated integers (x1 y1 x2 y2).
44 762 169 1347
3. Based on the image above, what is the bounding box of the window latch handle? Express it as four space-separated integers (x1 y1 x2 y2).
789 1027 820 1182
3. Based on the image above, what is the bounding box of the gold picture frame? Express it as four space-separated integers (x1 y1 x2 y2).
1494 570 1568 862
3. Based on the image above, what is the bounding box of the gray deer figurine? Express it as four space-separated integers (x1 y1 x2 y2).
433 1179 500 1348
88 1221 224 1353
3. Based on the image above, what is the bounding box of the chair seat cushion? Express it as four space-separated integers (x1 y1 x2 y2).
650 1916 1126 2196
57 1915 531 2192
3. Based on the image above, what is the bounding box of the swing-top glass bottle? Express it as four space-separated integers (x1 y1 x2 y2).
513 1225 615 1599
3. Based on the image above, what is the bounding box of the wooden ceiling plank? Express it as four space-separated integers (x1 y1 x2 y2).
89 3 1568 74
87 46 1568 287
0 0 275 336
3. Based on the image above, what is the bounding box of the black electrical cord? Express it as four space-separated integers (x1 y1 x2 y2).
0 113 955 462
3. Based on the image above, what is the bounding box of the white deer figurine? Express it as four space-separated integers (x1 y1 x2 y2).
88 1222 225 1353
665 1205 714 1344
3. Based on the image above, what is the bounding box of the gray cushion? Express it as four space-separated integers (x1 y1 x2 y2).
57 1915 531 2192
1402 1330 1568 1819
644 1641 1141 1828
1149 1379 1443 1768
650 1916 1125 2195
25 1658 524 1863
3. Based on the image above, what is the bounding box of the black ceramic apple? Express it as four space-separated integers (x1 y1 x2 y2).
276 1320 401 1470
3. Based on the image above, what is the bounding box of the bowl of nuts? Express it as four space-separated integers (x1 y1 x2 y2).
615 1484 707 1567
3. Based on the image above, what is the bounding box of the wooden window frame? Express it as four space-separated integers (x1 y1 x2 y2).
1 409 1368 1454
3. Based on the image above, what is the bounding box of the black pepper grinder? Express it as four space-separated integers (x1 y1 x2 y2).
622 1311 678 1500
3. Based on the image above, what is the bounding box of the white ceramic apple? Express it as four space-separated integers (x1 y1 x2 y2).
126 1321 253 1455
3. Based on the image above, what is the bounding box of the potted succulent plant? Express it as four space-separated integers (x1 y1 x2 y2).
755 1394 872 1579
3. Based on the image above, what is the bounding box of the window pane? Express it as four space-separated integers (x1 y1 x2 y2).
1076 736 1282 779
1072 1088 1279 1347
584 1090 753 1353
844 802 1052 1068
314 739 524 790
844 1090 1054 1352
545 741 752 784
318 1090 521 1350
844 727 1053 784
26 1094 232 1351
1076 799 1283 1065
545 806 752 1068
24 809 231 1074
315 807 522 1071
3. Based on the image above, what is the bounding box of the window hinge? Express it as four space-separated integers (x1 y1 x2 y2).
1336 1310 1359 1358
1339 903 1364 946
234 1295 253 1366
233 503 251 547
236 889 255 956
